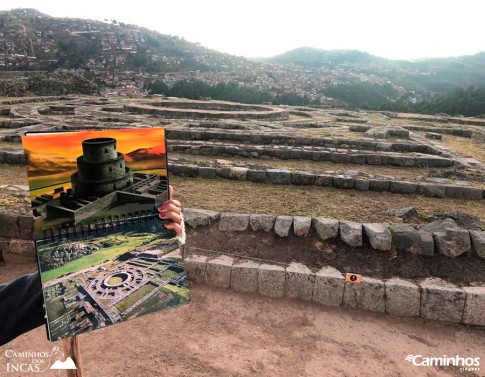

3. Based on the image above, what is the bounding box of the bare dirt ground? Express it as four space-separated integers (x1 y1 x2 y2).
1 263 484 377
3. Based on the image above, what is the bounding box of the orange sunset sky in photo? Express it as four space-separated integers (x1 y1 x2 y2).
22 128 166 159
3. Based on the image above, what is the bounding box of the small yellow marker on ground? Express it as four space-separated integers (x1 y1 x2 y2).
345 273 362 284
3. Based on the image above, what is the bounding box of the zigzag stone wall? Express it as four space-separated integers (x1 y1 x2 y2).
180 209 485 258
186 256 485 326
167 141 456 167
167 163 485 200
1 206 484 326
181 208 484 326
165 129 442 154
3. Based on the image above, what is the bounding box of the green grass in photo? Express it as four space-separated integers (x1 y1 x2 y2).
115 283 157 313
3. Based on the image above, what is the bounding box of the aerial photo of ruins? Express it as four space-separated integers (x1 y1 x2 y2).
0 6 485 374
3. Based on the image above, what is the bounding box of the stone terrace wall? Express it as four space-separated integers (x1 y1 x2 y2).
165 129 440 154
167 140 456 168
2 207 483 262
186 255 485 326
124 103 289 121
0 96 69 106
167 162 485 200
397 114 485 127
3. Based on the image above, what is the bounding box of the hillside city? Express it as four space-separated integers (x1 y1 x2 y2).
1 8 485 116
0 8 451 103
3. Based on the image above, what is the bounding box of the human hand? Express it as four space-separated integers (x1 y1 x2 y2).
158 185 183 236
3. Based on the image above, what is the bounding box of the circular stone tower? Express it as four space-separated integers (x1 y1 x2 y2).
71 138 133 197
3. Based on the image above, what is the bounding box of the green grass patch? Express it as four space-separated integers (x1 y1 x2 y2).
107 276 124 285
160 269 179 281
115 283 157 313
162 284 190 301
45 297 69 320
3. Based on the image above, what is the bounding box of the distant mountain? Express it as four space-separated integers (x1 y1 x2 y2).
265 47 485 96
125 145 166 162
0 8 249 73
2 9 485 111
267 47 383 67
25 151 76 177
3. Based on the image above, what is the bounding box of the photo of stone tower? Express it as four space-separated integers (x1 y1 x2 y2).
24 128 168 225
71 138 133 197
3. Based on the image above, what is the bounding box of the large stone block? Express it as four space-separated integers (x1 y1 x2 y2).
183 208 220 228
179 164 199 177
350 154 367 164
313 151 332 161
339 220 363 247
354 179 370 191
462 287 485 326
274 215 293 237
369 179 390 191
267 169 292 185
17 215 34 240
312 266 345 307
205 256 233 288
437 211 481 230
258 264 286 297
7 239 35 257
331 153 352 163
393 207 418 219
363 223 392 251
216 167 231 178
293 216 311 237
313 218 339 241
469 230 485 259
229 167 248 180
332 175 354 189
415 156 453 168
291 171 315 185
343 277 386 312
249 214 276 232
420 218 458 233
389 181 417 194
445 185 464 199
5 151 23 164
420 278 466 323
391 224 434 256
198 166 217 179
314 174 333 186
433 229 471 257
0 212 20 239
462 187 484 200
388 156 415 167
246 169 269 183
366 154 382 165
285 263 315 301
219 212 250 232
185 255 208 283
418 184 446 198
384 278 420 317
231 260 260 293
289 149 303 159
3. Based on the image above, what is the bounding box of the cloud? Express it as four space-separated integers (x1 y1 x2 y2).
50 357 77 370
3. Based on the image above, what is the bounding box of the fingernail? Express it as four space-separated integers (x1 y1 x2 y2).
159 213 167 219
158 205 166 212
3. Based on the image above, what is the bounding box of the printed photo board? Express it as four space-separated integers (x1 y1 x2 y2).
21 128 190 341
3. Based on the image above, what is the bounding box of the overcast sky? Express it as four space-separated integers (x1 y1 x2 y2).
4 0 485 60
